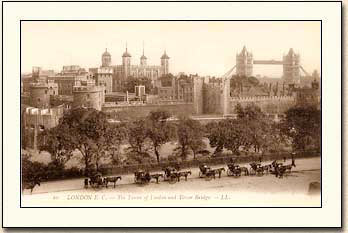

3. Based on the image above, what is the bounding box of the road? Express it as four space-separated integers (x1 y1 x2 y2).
22 157 321 207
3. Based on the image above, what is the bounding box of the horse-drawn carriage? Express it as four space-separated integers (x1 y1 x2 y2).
271 157 296 178
249 162 264 176
227 163 249 177
162 166 192 184
87 172 104 188
134 170 151 184
162 167 180 184
198 164 225 180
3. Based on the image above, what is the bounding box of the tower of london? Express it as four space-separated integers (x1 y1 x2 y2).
92 46 170 93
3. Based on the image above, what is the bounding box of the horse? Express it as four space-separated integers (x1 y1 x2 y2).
239 166 249 176
22 180 41 194
211 168 225 178
177 171 192 182
150 173 164 184
103 176 122 188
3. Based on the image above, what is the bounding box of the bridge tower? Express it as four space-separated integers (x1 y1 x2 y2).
282 48 300 85
236 46 253 77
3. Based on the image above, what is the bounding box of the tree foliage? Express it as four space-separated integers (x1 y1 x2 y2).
207 103 282 155
126 119 152 164
281 105 321 151
38 125 73 166
145 110 175 163
175 117 205 160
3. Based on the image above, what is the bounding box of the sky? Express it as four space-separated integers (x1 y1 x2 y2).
21 21 321 78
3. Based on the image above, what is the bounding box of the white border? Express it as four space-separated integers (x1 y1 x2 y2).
2 1 341 227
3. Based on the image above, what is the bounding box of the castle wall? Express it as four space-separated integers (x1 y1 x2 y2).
102 103 195 118
228 96 296 114
202 83 223 114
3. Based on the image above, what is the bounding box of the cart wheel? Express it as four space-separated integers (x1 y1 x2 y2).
169 176 177 184
205 174 213 181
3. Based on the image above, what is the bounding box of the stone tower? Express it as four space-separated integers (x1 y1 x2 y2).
236 46 253 77
122 45 131 79
283 48 300 85
29 83 51 108
101 48 111 67
72 85 105 111
161 50 170 75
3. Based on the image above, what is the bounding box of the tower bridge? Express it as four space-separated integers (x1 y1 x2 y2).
253 60 283 65
223 46 310 84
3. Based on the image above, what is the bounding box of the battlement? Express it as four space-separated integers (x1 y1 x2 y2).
24 105 65 116
230 95 295 102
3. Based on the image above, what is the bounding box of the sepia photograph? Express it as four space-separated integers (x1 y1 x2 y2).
1 0 342 228
20 21 322 207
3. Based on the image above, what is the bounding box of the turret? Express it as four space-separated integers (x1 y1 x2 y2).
101 48 111 67
140 42 147 66
161 50 170 75
122 44 131 79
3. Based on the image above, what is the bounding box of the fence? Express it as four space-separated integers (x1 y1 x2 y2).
99 150 320 176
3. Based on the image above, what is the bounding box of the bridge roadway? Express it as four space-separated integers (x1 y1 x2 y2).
253 60 283 65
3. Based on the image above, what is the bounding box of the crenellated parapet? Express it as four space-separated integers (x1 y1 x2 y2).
228 95 296 114
230 95 295 102
22 105 65 150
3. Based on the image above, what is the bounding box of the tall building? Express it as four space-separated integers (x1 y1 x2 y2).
95 45 170 92
236 46 253 77
283 48 300 85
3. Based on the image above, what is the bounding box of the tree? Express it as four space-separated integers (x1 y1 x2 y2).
105 123 128 165
126 119 152 164
206 121 225 155
222 119 248 154
235 103 270 153
175 117 205 160
22 152 47 183
146 110 175 163
57 108 110 175
38 125 73 166
281 105 321 151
